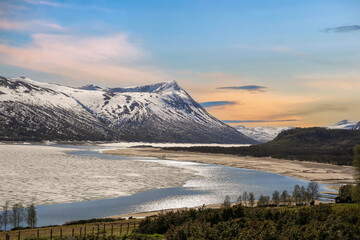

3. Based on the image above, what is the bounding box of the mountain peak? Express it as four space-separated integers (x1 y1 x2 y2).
335 120 353 125
79 84 104 91
155 80 181 93
0 76 254 143
108 80 182 94
328 119 358 130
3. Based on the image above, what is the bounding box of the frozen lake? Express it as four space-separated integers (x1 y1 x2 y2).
0 144 335 227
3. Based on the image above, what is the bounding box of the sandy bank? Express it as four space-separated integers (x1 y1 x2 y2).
104 148 355 191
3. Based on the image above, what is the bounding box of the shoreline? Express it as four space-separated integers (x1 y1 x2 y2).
104 147 355 191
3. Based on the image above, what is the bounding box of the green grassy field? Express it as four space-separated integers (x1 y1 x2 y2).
0 218 164 240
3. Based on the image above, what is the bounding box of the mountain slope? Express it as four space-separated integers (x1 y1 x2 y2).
0 76 256 143
235 125 291 143
328 120 360 130
165 127 360 165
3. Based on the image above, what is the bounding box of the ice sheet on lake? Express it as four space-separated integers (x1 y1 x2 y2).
0 145 196 206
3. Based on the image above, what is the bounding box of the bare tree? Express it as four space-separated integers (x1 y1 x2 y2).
223 195 231 208
0 212 3 230
300 186 306 204
280 190 290 205
26 203 37 228
11 203 25 228
242 192 248 206
272 190 280 206
307 181 319 201
257 195 270 206
236 195 242 205
248 192 255 207
2 201 10 231
353 145 360 202
292 185 301 205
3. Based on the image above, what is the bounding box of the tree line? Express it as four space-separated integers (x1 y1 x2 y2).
163 128 360 166
338 145 360 203
0 201 37 231
138 202 360 239
223 181 319 208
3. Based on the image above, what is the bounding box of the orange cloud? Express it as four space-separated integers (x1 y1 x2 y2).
195 89 320 126
0 33 167 85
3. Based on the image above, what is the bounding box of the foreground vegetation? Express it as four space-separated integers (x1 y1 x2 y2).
164 127 360 165
138 204 360 239
0 218 162 240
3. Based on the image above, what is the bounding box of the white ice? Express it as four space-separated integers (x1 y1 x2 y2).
0 144 196 206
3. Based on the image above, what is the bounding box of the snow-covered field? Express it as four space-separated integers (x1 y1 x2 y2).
0 144 196 206
98 142 250 148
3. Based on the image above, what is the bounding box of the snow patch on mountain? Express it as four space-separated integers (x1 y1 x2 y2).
327 120 360 130
0 76 255 143
235 125 292 143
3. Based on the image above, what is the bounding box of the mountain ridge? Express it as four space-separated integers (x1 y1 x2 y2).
0 76 256 143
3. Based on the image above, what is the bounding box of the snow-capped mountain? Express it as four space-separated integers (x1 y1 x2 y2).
0 76 256 143
235 125 291 143
327 120 360 130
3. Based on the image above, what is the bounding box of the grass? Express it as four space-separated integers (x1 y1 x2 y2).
1 204 357 239
0 218 153 240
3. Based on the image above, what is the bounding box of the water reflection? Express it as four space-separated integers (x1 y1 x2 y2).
33 145 335 226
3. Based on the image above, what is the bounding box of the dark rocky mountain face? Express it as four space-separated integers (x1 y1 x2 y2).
0 76 257 143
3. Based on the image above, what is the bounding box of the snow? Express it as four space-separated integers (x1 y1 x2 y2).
0 76 254 143
327 120 359 130
235 125 292 143
0 144 196 206
2 77 216 126
98 142 251 148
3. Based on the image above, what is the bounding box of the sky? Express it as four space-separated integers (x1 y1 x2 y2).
0 0 359 127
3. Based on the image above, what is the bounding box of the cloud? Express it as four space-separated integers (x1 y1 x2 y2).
222 119 298 123
22 0 112 12
235 44 309 57
301 72 360 90
269 104 349 119
235 44 340 65
324 25 360 33
0 20 65 31
200 101 236 108
23 0 63 7
0 33 167 84
217 85 268 92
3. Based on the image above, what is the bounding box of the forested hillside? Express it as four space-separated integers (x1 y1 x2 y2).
164 128 360 165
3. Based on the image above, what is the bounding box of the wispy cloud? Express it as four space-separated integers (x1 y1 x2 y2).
268 104 349 119
324 25 360 33
0 33 167 84
200 101 236 108
0 20 65 31
217 85 268 92
235 44 310 57
22 0 113 12
23 0 63 7
222 119 298 123
301 72 360 90
235 44 340 65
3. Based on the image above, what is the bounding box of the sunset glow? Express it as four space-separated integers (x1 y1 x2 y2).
1 0 359 127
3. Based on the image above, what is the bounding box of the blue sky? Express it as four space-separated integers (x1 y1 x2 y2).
0 0 359 126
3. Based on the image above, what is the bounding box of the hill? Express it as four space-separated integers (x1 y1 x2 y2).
164 127 360 165
0 76 255 143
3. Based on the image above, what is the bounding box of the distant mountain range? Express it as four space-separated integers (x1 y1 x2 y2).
0 76 256 143
235 119 360 143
